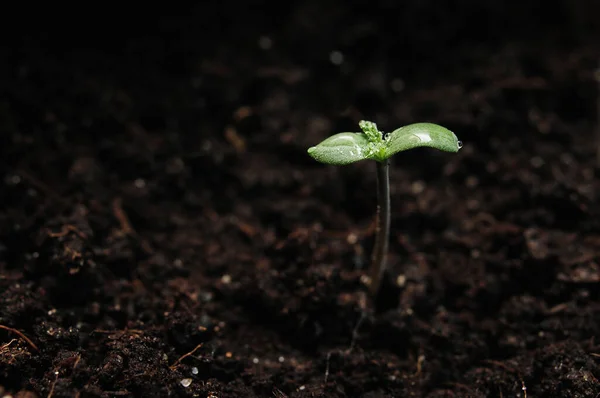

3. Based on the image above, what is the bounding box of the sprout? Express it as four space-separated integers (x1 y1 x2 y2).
308 120 462 302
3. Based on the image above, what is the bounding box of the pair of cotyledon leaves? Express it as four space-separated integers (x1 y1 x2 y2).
307 121 462 165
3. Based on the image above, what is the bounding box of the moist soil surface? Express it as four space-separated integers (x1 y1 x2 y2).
1 3 600 397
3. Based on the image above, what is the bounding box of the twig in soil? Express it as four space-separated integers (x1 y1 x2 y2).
112 197 153 254
345 309 368 354
224 125 247 153
307 120 461 303
0 338 17 351
0 324 39 352
47 371 59 398
72 353 82 370
91 328 143 340
46 354 82 398
272 387 289 398
324 307 370 383
47 224 88 240
112 197 135 235
414 354 426 376
1 338 17 347
169 343 204 370
324 351 332 383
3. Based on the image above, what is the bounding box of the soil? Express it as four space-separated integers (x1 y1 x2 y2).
1 2 600 397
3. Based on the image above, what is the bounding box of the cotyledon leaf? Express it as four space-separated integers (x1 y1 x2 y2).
307 132 371 165
383 123 462 158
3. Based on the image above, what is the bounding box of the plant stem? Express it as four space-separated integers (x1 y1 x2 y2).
369 159 390 298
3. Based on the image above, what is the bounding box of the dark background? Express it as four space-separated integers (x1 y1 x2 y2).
1 1 600 397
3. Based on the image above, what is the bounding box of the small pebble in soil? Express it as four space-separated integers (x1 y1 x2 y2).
411 180 425 194
329 51 344 65
4 174 21 185
201 140 212 152
180 378 192 388
346 233 358 244
390 78 405 92
199 291 213 302
134 178 146 189
278 356 284 363
258 36 272 50
530 156 544 168
467 199 479 210
560 153 574 165
191 367 198 375
465 176 479 188
252 357 259 364
360 274 371 286
166 158 185 174
396 275 406 287
221 274 231 284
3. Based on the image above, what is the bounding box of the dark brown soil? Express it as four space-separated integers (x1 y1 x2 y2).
2 2 600 397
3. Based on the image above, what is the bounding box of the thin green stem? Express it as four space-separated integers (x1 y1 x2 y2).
369 159 390 298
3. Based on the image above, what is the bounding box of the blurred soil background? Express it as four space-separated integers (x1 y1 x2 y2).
1 1 600 397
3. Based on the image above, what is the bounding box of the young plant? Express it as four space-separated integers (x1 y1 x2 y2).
308 120 461 300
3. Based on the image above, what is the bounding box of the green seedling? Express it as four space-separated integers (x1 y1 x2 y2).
308 120 462 300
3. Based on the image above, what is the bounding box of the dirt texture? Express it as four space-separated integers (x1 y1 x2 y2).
1 2 600 397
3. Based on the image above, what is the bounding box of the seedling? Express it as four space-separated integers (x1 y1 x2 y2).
308 120 461 300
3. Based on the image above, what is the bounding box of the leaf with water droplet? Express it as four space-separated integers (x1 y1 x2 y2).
307 132 371 165
384 123 461 158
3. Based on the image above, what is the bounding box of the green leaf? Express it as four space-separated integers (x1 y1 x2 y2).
384 123 462 158
307 121 461 165
307 132 371 165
